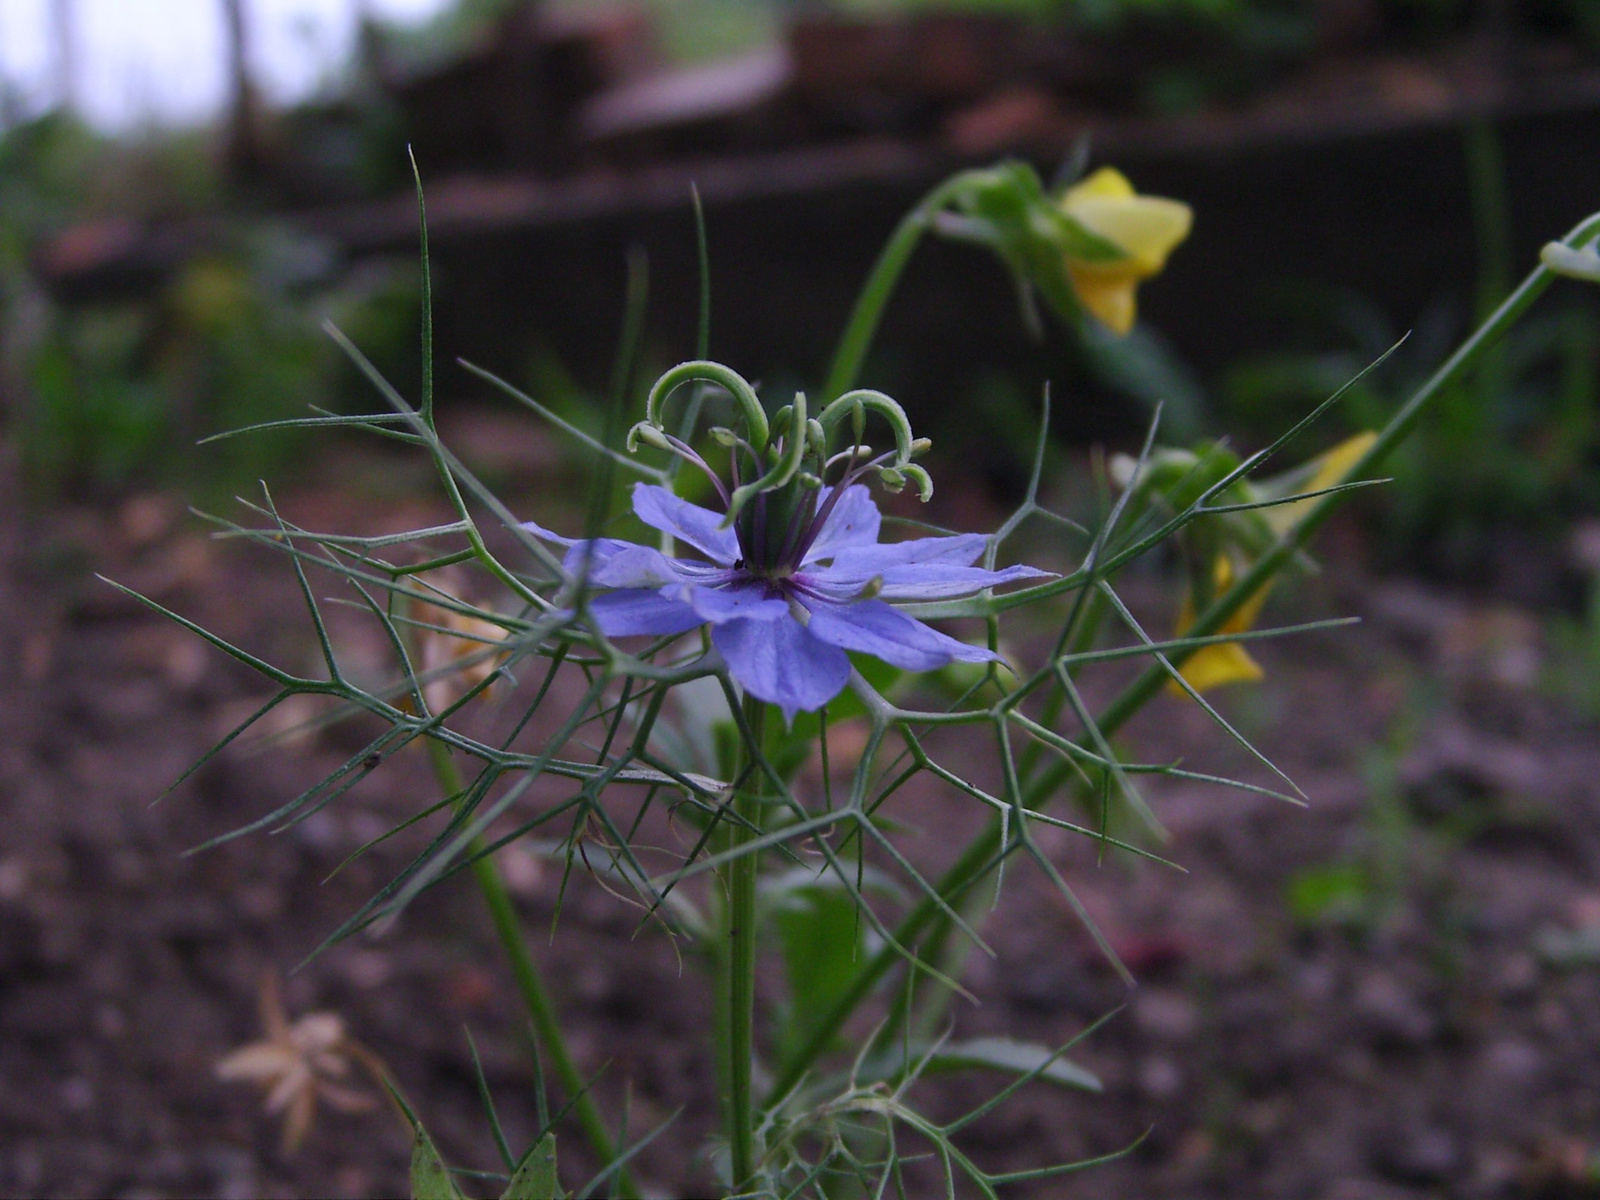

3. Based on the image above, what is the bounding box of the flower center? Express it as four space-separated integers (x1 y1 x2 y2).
734 478 817 576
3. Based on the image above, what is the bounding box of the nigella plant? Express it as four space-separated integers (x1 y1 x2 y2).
523 365 1048 720
130 154 1600 1199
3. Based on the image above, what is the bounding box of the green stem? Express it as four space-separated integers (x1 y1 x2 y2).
822 173 981 401
426 740 636 1198
1102 212 1600 730
765 211 1600 1107
721 694 768 1191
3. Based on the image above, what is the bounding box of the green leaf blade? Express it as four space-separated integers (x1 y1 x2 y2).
501 1133 562 1200
924 1036 1102 1094
411 1120 465 1200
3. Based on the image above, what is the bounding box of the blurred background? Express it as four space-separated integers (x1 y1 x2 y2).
4 1 1600 1196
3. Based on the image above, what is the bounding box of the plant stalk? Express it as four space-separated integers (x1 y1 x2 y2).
765 211 1600 1107
721 694 768 1191
823 172 982 401
426 740 636 1198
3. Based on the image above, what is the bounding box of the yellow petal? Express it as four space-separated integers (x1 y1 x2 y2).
1058 168 1191 334
1063 166 1137 201
1206 553 1270 632
1177 641 1265 693
1169 435 1376 695
1167 555 1269 696
1062 168 1193 274
1226 578 1271 635
1262 431 1379 537
1065 264 1140 335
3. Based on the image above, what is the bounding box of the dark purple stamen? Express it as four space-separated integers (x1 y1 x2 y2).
663 434 729 505
715 423 903 578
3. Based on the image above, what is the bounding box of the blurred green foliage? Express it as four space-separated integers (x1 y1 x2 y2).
26 239 419 496
0 107 219 225
381 0 778 69
1546 578 1600 717
1216 119 1600 580
0 112 419 502
5 0 1597 539
1220 291 1600 571
367 0 525 76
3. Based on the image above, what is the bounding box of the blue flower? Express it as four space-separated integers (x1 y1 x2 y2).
525 481 1047 719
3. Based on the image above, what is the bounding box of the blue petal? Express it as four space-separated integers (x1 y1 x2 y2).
679 581 790 625
632 484 739 564
583 589 705 637
522 518 694 588
828 533 987 572
801 485 881 563
562 539 651 579
875 562 1052 600
574 543 691 589
802 561 1051 602
520 517 580 548
803 599 998 671
713 615 850 719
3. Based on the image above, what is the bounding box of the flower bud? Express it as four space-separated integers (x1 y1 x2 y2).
628 422 672 453
807 419 828 458
1542 240 1600 282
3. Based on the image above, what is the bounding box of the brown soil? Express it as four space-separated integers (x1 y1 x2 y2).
3 437 1599 1200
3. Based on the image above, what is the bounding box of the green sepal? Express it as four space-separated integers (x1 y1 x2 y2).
1135 444 1246 513
943 161 1129 326
1122 441 1279 564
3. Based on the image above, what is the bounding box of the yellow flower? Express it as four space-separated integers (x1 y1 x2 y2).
1259 431 1377 537
1060 168 1192 335
1171 432 1377 694
1172 554 1268 694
